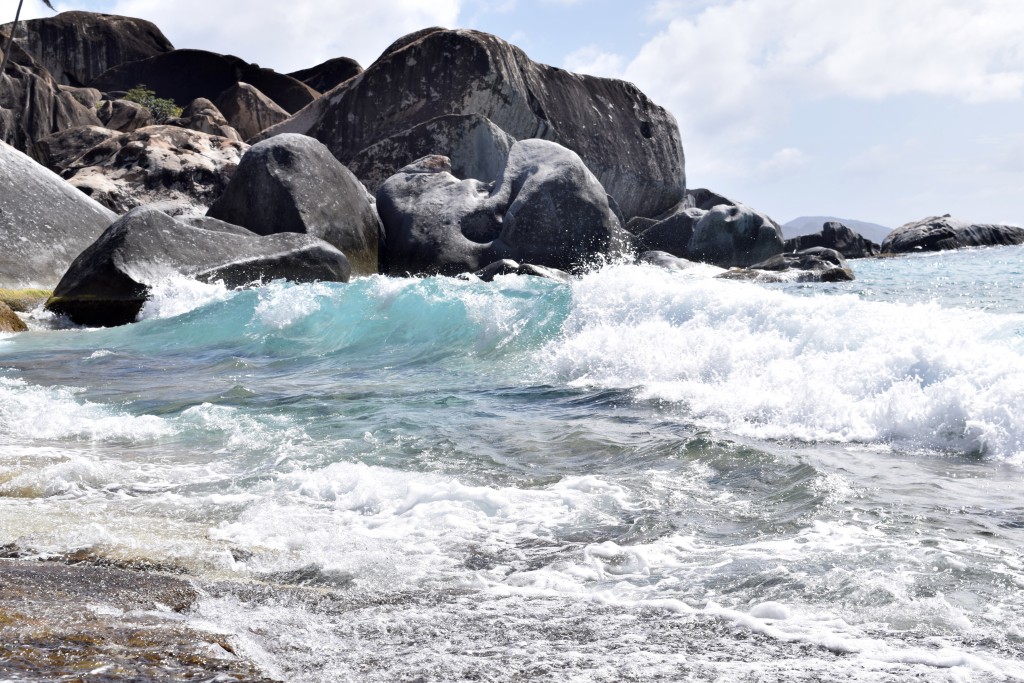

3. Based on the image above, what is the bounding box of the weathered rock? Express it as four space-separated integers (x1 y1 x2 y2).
717 247 855 283
377 139 632 276
474 259 570 283
166 98 241 141
96 98 154 132
638 189 783 268
288 56 363 93
59 84 102 109
0 301 27 332
46 207 351 326
214 82 289 141
61 125 248 214
1 11 173 87
785 221 879 259
638 250 713 273
207 134 380 275
881 214 1024 253
90 49 319 114
33 125 118 172
0 140 117 288
266 28 684 221
348 114 516 195
1 34 102 153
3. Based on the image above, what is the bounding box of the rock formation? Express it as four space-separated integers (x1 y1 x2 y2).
33 125 118 172
785 221 879 259
288 56 362 94
718 247 855 282
214 83 289 141
881 214 1024 253
96 98 155 133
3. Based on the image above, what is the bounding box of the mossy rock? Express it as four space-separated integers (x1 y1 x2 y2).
0 302 28 333
0 288 52 313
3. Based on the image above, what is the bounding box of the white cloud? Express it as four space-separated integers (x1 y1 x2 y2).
91 0 462 72
564 45 625 79
757 147 807 178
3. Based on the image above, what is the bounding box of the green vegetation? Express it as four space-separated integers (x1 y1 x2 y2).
0 288 50 313
123 84 182 120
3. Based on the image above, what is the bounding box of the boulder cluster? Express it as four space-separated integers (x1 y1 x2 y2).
1 12 1016 328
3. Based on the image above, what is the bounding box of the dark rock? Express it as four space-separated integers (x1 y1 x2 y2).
0 301 27 332
96 98 154 132
288 56 363 93
377 138 632 276
474 259 570 283
90 49 319 115
46 206 351 326
1 34 101 153
348 114 515 195
625 216 658 236
166 98 241 141
265 28 684 221
61 125 249 214
214 82 289 141
0 140 117 288
717 247 855 282
207 134 380 275
881 214 1024 253
638 189 783 268
784 221 879 258
59 84 102 109
33 125 118 172
0 11 173 87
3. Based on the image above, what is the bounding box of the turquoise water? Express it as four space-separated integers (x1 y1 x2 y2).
2 247 1023 681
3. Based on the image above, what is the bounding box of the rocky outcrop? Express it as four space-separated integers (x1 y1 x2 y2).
166 98 241 141
266 28 684 221
90 49 319 114
214 82 289 141
33 125 118 172
46 207 351 326
1 11 173 87
1 35 102 153
785 221 879 259
0 301 28 332
638 250 714 273
377 139 632 276
717 247 855 283
473 259 570 283
348 114 516 195
0 140 117 288
881 214 1024 253
288 56 363 94
207 134 380 275
96 98 154 132
637 189 783 268
60 125 248 214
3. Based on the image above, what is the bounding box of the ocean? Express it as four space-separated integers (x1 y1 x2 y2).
2 246 1023 681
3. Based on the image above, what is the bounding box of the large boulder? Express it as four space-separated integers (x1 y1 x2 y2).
166 98 241 141
214 82 289 141
785 220 880 258
638 189 784 268
717 247 855 283
265 28 684 221
377 139 632 276
348 114 516 196
61 125 248 214
90 49 319 115
881 214 1024 253
207 134 380 275
0 11 173 87
46 207 351 327
33 125 118 172
96 98 155 133
1 34 101 153
288 56 363 94
0 140 117 288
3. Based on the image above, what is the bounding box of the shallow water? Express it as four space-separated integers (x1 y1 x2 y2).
2 247 1023 681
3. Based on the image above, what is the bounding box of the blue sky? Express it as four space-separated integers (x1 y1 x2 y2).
14 0 1024 228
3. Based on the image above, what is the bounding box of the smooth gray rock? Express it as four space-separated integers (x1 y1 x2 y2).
1 11 173 87
0 140 117 288
214 82 289 141
288 56 362 94
784 221 880 259
377 139 632 276
881 214 1024 253
207 134 380 275
638 189 783 268
717 247 855 282
348 114 516 195
33 125 118 172
264 28 685 221
474 259 570 283
61 125 248 214
96 98 154 133
166 98 241 141
46 207 351 326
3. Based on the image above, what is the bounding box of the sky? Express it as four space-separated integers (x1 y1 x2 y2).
11 0 1024 228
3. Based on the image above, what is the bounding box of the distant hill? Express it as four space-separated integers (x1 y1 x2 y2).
783 216 891 244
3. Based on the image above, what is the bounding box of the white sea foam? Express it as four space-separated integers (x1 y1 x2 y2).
540 264 1024 461
137 276 232 321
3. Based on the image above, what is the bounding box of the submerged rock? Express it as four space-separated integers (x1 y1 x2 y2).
474 259 570 283
207 134 380 276
265 28 685 221
0 140 117 289
881 214 1024 253
377 139 632 276
46 207 351 326
785 221 879 258
717 247 855 282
